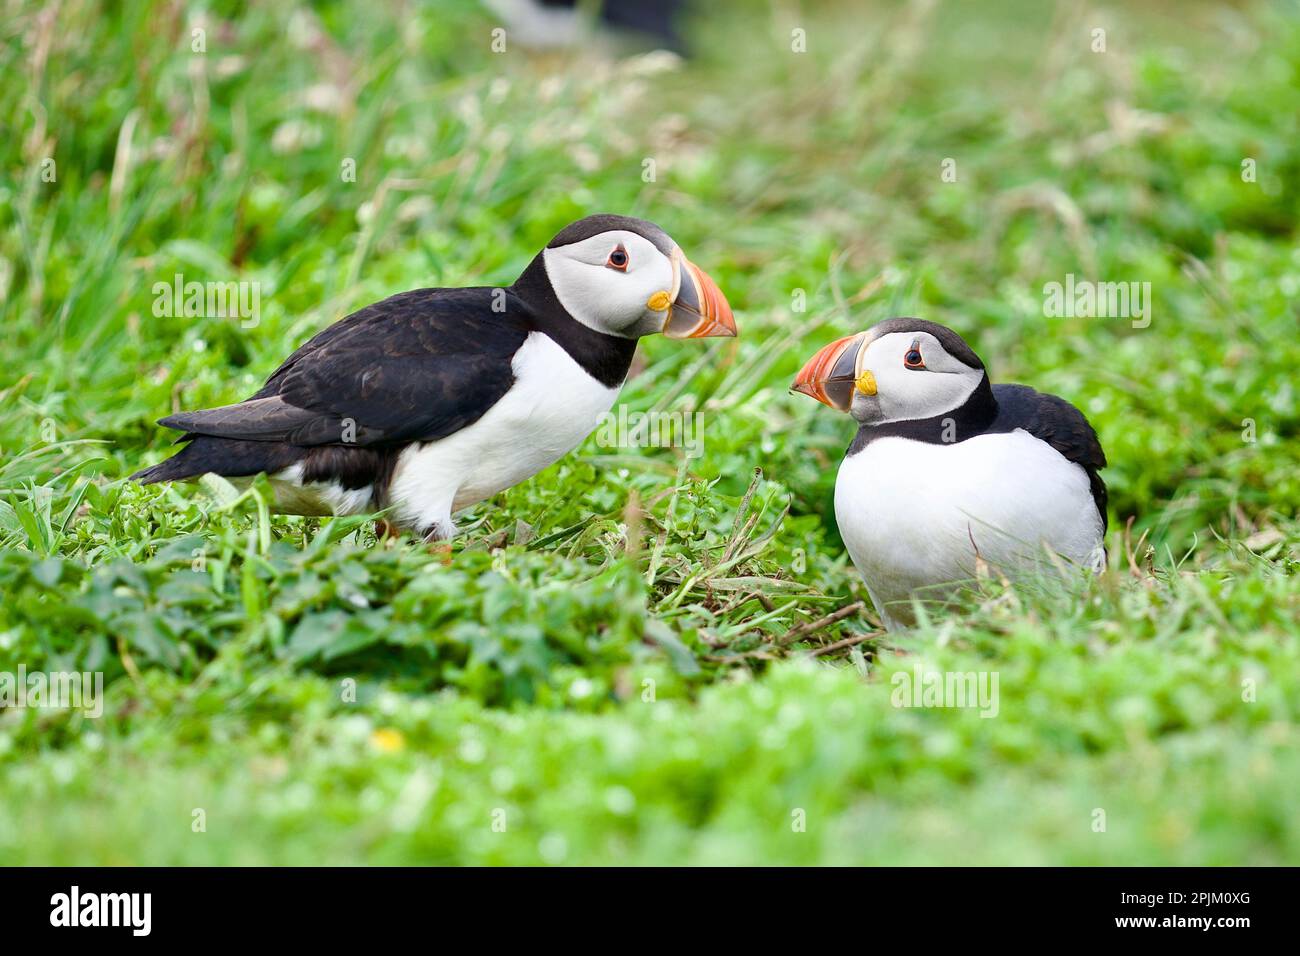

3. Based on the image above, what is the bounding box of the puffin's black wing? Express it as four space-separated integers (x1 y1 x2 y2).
991 383 1109 531
159 287 532 448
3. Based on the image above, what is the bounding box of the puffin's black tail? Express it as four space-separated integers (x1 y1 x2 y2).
130 435 304 484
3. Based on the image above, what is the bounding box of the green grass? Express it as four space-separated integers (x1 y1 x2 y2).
1 0 1298 864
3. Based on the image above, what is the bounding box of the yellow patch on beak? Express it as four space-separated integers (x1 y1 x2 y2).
856 370 878 396
647 290 672 312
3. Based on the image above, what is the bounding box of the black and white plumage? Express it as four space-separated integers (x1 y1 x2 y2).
132 214 736 539
793 318 1107 629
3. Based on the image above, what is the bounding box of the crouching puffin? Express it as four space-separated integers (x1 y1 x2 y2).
792 318 1107 629
132 214 736 539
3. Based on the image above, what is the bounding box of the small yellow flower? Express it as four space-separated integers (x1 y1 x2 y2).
370 728 406 753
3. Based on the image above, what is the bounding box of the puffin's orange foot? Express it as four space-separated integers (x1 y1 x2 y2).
420 525 452 564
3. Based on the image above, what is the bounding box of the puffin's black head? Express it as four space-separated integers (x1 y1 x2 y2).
531 214 736 340
792 318 987 424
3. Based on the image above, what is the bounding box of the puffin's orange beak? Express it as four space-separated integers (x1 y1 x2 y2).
662 254 736 339
792 333 868 411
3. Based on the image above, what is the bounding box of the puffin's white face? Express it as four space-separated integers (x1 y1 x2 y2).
850 331 984 424
793 323 986 424
543 230 673 337
542 228 736 340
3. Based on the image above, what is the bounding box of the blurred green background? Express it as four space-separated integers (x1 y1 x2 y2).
0 0 1297 864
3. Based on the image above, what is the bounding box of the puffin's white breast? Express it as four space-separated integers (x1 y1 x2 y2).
834 430 1104 621
388 331 620 526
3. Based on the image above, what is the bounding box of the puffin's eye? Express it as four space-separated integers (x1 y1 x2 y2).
606 246 629 271
903 346 925 369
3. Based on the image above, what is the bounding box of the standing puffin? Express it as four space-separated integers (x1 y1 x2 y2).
792 318 1106 629
133 214 736 539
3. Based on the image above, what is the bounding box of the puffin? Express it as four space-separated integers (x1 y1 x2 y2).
132 214 736 539
792 318 1107 629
